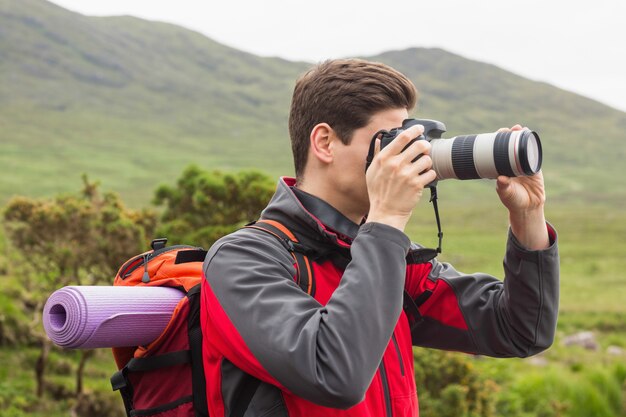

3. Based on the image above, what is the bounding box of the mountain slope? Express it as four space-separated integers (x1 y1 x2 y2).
372 48 626 204
1 0 624 207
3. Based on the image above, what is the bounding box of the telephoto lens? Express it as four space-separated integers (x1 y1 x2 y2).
374 119 543 181
431 129 542 180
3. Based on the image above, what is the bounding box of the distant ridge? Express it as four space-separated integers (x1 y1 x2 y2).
1 0 624 206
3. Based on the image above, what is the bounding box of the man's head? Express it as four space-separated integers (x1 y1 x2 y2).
289 59 417 181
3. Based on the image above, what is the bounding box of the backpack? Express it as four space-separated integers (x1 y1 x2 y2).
110 220 315 417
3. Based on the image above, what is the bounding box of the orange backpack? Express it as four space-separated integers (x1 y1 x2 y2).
110 220 316 417
110 238 209 417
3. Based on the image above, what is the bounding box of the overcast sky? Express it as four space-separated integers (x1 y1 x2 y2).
50 0 626 112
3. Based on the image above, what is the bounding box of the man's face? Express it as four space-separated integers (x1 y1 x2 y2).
330 107 409 217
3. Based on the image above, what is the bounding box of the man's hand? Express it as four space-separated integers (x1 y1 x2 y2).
365 125 437 232
495 125 550 250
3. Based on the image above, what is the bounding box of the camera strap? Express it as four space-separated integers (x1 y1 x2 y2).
402 186 444 265
429 185 443 255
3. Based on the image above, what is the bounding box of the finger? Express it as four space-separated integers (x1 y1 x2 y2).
409 154 433 174
496 175 511 188
373 138 381 156
497 124 523 133
381 124 424 156
416 169 438 187
399 137 432 164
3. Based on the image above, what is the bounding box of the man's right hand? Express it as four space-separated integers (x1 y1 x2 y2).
365 124 437 232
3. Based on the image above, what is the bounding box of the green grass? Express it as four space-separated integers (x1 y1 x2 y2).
494 363 626 417
406 200 626 314
0 347 122 417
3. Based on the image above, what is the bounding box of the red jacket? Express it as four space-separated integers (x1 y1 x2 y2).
201 177 559 416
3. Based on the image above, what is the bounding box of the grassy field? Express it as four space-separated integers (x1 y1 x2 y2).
1 197 625 416
406 198 626 314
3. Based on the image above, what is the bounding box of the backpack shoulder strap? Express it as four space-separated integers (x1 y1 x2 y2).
245 220 315 297
186 284 209 417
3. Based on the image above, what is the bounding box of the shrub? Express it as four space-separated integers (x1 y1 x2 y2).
505 365 625 417
413 348 498 417
153 166 275 247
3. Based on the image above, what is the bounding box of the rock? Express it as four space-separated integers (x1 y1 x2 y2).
527 356 549 366
562 331 599 351
607 345 624 356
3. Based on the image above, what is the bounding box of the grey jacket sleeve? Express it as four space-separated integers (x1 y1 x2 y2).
203 222 410 408
410 225 559 358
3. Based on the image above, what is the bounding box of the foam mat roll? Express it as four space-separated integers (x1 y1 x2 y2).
43 286 184 349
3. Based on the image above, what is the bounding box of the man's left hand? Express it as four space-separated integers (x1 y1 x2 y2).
495 125 550 250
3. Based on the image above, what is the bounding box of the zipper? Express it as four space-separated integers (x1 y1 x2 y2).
141 253 150 282
391 333 405 376
378 362 393 417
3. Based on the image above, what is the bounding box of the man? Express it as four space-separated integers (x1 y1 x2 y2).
200 59 559 416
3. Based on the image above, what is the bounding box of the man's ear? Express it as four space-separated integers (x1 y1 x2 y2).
309 123 335 164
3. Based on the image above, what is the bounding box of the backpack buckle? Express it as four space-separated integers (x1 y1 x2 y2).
151 238 168 251
111 369 128 391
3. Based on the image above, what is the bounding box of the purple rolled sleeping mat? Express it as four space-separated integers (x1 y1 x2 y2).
43 286 184 349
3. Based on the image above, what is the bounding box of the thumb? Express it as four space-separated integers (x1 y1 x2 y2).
374 138 381 156
496 175 512 192
497 175 511 186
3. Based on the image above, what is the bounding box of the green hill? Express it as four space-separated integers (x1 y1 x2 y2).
1 0 624 207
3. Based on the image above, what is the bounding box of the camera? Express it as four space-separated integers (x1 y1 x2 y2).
369 119 543 180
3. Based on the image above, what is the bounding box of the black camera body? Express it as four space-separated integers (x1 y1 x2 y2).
378 119 447 149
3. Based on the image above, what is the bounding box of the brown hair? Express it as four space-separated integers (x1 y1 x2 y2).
288 59 417 179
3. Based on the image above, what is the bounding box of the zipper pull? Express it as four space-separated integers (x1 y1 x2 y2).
141 253 150 283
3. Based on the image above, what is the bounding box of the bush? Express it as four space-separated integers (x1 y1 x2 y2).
0 378 36 415
154 166 275 247
413 348 498 417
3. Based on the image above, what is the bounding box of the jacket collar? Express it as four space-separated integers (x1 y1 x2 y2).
291 187 360 241
260 177 358 249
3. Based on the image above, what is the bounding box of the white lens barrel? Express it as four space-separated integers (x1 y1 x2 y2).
430 130 542 180
473 133 498 179
431 138 455 180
